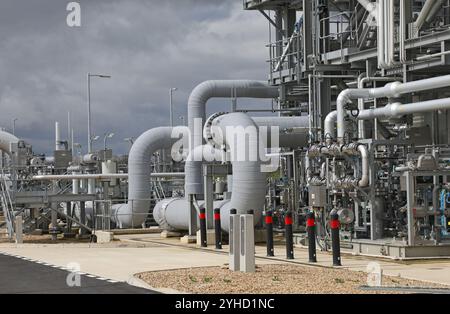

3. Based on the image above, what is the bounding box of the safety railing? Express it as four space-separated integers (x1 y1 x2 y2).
267 31 303 82
91 198 157 231
0 167 15 239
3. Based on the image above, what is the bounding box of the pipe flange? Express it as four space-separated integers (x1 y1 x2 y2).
203 112 228 148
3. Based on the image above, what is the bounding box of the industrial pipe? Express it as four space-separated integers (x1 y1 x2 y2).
358 98 450 120
333 74 450 143
111 127 187 228
186 80 279 195
205 112 266 224
0 130 19 155
32 173 185 181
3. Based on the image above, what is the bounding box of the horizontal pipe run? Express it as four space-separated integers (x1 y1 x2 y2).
335 74 450 142
358 98 450 120
31 173 185 181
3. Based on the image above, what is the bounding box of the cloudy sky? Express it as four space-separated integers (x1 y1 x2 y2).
0 0 271 155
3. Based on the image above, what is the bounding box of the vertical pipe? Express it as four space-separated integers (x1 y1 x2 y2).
214 208 222 249
307 211 317 263
55 121 61 151
285 211 294 259
80 201 86 236
265 210 274 257
199 207 207 247
330 211 342 266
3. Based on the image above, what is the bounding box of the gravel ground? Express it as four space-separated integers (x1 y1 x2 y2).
136 264 446 294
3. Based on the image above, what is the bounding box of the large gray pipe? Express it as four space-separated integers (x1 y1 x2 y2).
0 130 19 155
206 113 266 226
155 144 225 231
415 0 441 31
358 98 450 120
156 113 267 232
186 80 279 195
112 126 187 228
334 74 450 142
186 115 309 195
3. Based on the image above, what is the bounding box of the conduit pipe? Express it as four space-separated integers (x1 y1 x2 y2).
415 0 440 31
111 126 187 228
32 173 185 181
186 80 279 195
307 142 369 188
334 74 450 143
357 97 450 120
357 76 401 138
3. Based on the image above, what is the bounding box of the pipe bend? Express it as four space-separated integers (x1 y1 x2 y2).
357 144 369 187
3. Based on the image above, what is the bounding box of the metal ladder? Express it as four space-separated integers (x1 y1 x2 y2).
0 168 15 239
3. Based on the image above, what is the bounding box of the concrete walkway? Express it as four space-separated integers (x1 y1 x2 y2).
0 234 449 288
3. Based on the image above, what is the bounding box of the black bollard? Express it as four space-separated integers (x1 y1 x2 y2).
230 208 237 215
285 211 294 259
265 210 274 257
330 212 341 266
214 208 222 249
199 207 207 247
306 211 317 263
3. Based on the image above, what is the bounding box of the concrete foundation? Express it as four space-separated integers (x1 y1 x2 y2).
95 231 113 243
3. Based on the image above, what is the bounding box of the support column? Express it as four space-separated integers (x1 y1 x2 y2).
406 172 416 246
80 201 86 236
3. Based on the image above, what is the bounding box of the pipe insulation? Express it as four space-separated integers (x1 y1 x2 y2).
186 80 279 195
358 98 450 120
155 113 270 232
186 115 309 195
332 74 450 143
0 130 19 155
111 126 187 228
205 112 266 229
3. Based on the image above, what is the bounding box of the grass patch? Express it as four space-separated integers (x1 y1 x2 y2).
203 277 213 283
188 275 197 283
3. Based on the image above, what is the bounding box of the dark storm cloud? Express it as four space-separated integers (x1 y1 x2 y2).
0 0 270 155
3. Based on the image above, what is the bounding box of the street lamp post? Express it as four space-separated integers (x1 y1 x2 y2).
87 73 111 153
103 132 115 151
89 135 100 152
169 87 177 127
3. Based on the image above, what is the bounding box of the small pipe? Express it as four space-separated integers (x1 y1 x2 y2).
32 173 185 180
335 74 450 142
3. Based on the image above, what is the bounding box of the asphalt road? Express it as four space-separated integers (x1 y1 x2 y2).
0 253 157 294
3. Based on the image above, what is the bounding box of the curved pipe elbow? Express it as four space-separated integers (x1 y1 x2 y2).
357 144 369 187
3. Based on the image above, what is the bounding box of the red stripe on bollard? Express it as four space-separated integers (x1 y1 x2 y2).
199 213 206 220
214 213 220 220
265 216 273 224
330 219 340 229
285 216 293 225
306 218 315 227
